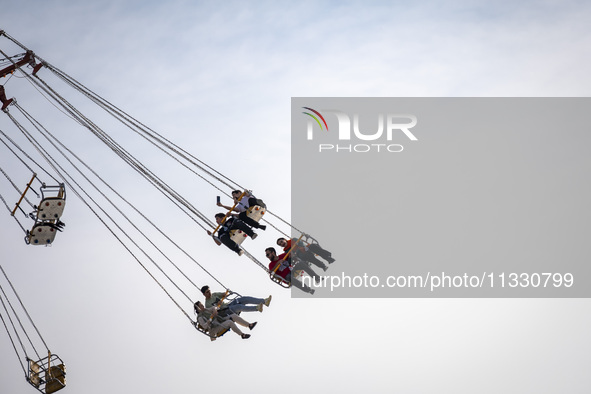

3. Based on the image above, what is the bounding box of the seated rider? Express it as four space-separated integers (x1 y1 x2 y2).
277 237 334 272
265 247 319 295
233 189 266 210
201 285 271 313
207 213 258 256
278 237 334 265
217 190 267 231
194 301 255 340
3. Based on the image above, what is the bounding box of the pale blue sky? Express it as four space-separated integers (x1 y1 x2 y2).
1 1 591 393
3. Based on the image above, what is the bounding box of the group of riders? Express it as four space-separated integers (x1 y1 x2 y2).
196 189 335 340
194 285 271 341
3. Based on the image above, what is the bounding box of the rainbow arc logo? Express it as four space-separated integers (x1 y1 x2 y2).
302 107 328 132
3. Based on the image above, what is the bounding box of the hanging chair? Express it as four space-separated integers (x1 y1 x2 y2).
25 222 61 245
34 184 66 221
27 353 66 394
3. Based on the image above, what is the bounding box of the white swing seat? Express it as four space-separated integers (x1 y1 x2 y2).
36 198 66 220
245 205 266 223
27 223 58 245
229 229 248 246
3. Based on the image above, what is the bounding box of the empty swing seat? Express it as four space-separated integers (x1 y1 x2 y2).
35 198 66 220
27 223 58 245
34 184 66 221
29 360 41 388
45 365 66 394
27 354 66 394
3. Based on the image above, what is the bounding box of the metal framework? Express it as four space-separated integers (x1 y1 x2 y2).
24 183 66 246
27 352 66 394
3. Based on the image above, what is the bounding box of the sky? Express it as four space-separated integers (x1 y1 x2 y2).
1 1 591 393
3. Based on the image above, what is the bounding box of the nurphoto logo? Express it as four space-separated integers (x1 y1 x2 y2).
302 107 418 153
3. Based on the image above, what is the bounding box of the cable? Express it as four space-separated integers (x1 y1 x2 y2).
44 65 302 239
15 102 227 289
3 31 304 288
0 165 35 210
0 264 48 355
0 127 59 184
0 283 32 362
0 190 27 233
0 308 27 376
9 109 196 320
25 73 215 231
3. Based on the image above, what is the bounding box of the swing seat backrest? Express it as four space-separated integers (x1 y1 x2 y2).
28 360 42 387
229 229 247 246
245 205 265 223
36 197 66 220
27 223 58 245
45 364 66 394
